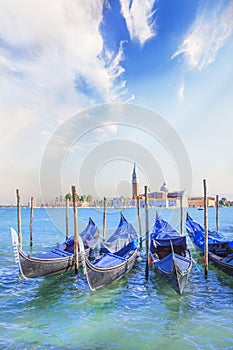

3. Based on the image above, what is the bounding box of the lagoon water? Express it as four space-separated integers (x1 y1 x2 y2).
0 206 233 349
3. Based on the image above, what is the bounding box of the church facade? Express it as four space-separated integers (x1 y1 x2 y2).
130 164 186 208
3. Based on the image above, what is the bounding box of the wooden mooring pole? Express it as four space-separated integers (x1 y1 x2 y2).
103 197 107 241
66 197 69 240
16 189 22 249
72 185 79 274
30 196 34 247
137 195 142 249
216 195 219 231
203 179 208 278
145 186 149 280
180 192 183 236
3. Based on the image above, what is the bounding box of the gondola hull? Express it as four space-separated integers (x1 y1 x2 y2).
85 249 138 291
155 268 189 295
186 214 233 276
18 248 89 278
150 215 192 295
191 245 233 276
208 252 233 276
11 217 99 279
152 253 192 295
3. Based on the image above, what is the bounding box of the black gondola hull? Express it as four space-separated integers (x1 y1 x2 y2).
208 253 233 276
18 249 89 278
11 217 99 279
155 267 190 295
186 215 233 277
150 215 192 295
153 253 192 295
85 249 138 291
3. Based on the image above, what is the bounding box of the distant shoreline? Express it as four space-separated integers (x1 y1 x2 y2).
1 205 232 209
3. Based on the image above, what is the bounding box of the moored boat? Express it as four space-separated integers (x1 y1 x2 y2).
11 217 100 279
150 215 192 295
186 213 233 276
83 213 139 291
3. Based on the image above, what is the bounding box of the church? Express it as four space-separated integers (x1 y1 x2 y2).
130 163 186 208
113 163 186 208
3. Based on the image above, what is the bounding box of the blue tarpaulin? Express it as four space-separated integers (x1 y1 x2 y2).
93 253 126 268
150 216 187 253
100 214 138 256
36 217 99 258
154 252 191 273
36 248 72 259
65 217 100 252
186 214 233 251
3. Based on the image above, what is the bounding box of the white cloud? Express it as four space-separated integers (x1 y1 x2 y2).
0 1 127 119
95 123 119 142
120 0 157 46
0 2 129 136
0 105 33 144
125 94 135 103
0 0 130 203
177 82 185 103
171 1 233 71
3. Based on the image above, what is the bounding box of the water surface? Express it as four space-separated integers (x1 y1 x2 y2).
0 207 233 349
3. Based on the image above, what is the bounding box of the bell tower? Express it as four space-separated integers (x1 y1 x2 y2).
132 162 139 199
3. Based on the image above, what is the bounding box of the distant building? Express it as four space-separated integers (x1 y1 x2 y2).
136 181 186 208
41 200 90 208
160 182 168 193
188 197 215 208
132 163 139 199
113 197 124 208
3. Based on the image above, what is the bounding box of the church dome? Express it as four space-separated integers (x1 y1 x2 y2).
160 182 168 192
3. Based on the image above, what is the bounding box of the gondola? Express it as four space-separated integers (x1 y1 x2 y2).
150 215 192 295
11 217 100 279
82 213 138 291
186 213 233 276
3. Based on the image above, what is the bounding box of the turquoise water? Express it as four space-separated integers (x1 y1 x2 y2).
0 207 233 349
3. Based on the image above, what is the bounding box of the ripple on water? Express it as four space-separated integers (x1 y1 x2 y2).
1 207 233 349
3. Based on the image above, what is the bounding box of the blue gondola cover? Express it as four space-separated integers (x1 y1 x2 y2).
150 216 187 253
65 217 100 252
100 214 138 256
93 253 126 268
186 214 233 250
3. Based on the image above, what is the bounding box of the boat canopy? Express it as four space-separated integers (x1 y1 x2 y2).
93 253 126 268
150 216 187 253
155 252 191 273
65 217 100 250
151 215 180 239
100 214 138 256
186 214 233 250
153 236 187 248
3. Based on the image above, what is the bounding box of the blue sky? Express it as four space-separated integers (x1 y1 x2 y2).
0 0 233 204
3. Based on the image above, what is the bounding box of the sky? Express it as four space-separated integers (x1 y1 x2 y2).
0 0 233 205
